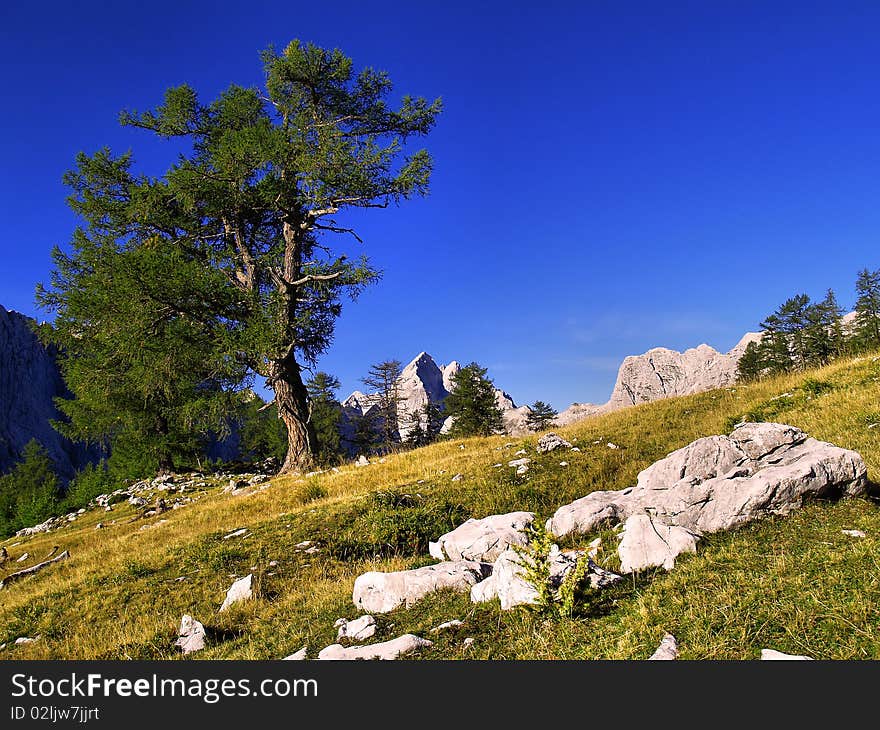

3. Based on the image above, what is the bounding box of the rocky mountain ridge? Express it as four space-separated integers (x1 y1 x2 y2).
554 331 763 426
0 305 97 479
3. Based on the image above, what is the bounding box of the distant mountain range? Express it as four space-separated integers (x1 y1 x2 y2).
0 300 774 471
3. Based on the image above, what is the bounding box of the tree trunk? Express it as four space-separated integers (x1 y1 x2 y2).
270 357 317 474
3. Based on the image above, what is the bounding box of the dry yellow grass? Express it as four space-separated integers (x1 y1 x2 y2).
1 353 878 659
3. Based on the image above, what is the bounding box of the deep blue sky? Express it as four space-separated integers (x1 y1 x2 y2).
2 2 879 408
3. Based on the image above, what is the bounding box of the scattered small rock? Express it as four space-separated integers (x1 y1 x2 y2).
607 443 620 450
174 615 206 655
16 552 29 563
222 528 249 540
355 455 370 467
462 638 475 648
219 573 254 612
648 633 679 660
451 473 464 482
283 647 307 660
317 634 432 661
559 461 569 467
514 449 527 456
760 649 814 660
842 529 866 538
14 636 39 645
335 615 377 642
431 619 463 633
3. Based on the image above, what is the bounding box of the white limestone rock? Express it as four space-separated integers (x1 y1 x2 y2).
317 634 432 661
648 633 679 660
618 514 699 573
219 574 254 612
353 561 491 614
431 511 534 562
536 433 572 453
336 615 377 642
174 615 206 655
549 424 867 543
283 647 307 660
760 649 814 660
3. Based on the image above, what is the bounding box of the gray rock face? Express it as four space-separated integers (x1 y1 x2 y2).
429 511 534 563
607 334 761 410
549 424 867 566
353 561 491 614
317 634 432 661
555 331 763 429
0 305 98 479
174 615 206 655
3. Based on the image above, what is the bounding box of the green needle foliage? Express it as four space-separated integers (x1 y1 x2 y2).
444 363 504 437
39 39 441 475
526 400 558 432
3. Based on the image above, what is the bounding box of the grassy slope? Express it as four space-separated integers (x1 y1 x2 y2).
2 354 878 660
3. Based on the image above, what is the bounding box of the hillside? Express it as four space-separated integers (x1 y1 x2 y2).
1 353 878 660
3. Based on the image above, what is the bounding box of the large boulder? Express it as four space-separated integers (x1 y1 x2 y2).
429 511 534 562
549 424 867 545
353 561 491 614
317 634 432 661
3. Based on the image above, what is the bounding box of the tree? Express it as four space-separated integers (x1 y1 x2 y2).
306 372 343 465
736 340 765 382
854 268 880 351
361 360 404 451
41 40 441 474
525 400 558 432
238 395 289 465
0 440 60 536
39 235 244 476
760 294 811 370
802 288 844 365
444 363 505 437
403 400 444 448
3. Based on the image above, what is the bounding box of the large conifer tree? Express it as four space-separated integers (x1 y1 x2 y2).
39 40 441 474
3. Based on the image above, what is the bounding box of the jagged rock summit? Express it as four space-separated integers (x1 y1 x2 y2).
554 330 763 427
341 352 530 443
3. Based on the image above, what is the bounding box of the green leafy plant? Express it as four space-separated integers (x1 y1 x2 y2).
512 522 593 617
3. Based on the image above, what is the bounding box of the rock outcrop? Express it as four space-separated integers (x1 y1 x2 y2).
174 615 206 655
219 574 253 611
554 331 763 428
353 561 492 614
0 305 98 479
549 423 867 572
606 333 761 410
428 511 534 563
